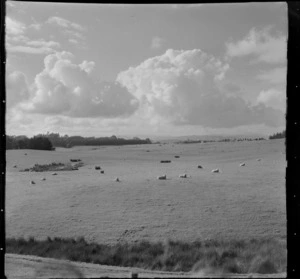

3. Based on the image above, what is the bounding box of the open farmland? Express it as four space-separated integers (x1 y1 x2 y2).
6 139 286 244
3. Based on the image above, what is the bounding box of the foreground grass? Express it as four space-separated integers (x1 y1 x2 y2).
6 237 286 274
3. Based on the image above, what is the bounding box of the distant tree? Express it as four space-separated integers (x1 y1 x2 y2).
269 130 285 140
29 136 53 150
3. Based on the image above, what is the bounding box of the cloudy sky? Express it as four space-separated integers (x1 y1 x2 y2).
6 2 287 138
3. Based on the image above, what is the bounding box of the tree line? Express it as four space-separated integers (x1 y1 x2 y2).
6 133 152 150
269 130 285 139
6 135 54 150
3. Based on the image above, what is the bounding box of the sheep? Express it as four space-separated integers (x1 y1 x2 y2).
157 175 167 180
179 174 187 178
24 153 27 155
240 163 246 167
257 158 262 161
13 165 17 168
115 177 120 182
52 172 57 175
95 166 101 170
30 181 35 185
211 169 220 173
41 178 46 181
100 170 104 174
197 165 203 169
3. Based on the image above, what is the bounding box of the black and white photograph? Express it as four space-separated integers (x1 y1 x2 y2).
4 1 287 277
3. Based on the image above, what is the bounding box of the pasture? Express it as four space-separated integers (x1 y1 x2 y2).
6 139 286 245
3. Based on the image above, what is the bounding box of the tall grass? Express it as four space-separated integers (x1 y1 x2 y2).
6 237 286 274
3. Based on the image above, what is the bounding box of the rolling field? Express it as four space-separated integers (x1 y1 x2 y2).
6 139 286 244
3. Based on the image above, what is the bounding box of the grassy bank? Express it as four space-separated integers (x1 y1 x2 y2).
6 237 286 274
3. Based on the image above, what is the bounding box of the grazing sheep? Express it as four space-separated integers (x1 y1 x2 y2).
240 162 246 167
211 169 220 173
257 158 262 161
157 175 167 180
41 178 46 181
197 165 203 169
95 166 101 170
13 165 17 168
52 172 57 175
100 170 104 174
115 177 120 182
179 174 187 178
30 181 35 185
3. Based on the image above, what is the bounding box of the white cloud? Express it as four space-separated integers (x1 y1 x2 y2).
257 67 286 84
6 71 30 108
47 16 85 31
257 88 286 111
6 16 26 35
47 16 86 48
6 34 29 43
19 51 139 118
29 23 42 30
26 39 60 48
7 45 57 55
117 49 285 128
226 27 286 64
64 29 85 40
68 38 78 45
151 36 166 49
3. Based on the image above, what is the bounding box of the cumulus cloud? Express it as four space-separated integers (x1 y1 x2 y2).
6 16 26 35
257 88 286 111
6 71 30 108
117 48 285 128
151 36 166 49
226 27 286 64
21 51 139 118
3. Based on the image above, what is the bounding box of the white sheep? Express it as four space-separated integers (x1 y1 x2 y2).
41 178 46 181
52 172 57 175
240 162 246 167
30 181 35 185
179 174 187 178
211 169 220 173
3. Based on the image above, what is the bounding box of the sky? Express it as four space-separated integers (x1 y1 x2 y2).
5 2 287 138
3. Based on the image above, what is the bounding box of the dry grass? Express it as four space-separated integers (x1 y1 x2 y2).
6 237 286 274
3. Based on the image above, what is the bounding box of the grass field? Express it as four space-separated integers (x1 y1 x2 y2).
6 139 286 245
6 236 286 274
